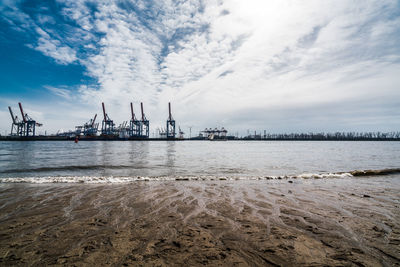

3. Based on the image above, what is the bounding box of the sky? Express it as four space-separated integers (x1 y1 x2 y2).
0 0 399 136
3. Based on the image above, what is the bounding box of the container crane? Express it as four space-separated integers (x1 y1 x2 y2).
75 114 98 136
84 114 98 136
117 120 130 138
129 102 141 137
166 102 176 139
101 102 115 136
178 126 184 139
78 114 99 136
18 102 42 136
8 106 24 136
139 102 149 138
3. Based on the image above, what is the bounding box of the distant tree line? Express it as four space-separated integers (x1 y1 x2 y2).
241 132 400 141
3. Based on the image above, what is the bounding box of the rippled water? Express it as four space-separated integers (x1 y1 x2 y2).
0 141 399 181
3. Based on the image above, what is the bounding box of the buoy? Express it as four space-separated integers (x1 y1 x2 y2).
74 136 79 143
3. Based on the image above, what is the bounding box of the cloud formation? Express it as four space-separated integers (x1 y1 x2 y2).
1 0 399 134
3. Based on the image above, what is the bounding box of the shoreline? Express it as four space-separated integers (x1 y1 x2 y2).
1 178 399 266
1 168 400 183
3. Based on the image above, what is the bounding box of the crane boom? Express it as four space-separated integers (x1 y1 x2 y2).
8 106 16 124
168 102 172 120
18 102 27 123
130 102 135 120
141 102 145 121
92 114 97 127
102 102 107 121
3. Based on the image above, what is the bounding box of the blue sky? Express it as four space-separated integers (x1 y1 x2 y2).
0 0 399 135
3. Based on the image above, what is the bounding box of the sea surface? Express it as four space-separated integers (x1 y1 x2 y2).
0 141 399 182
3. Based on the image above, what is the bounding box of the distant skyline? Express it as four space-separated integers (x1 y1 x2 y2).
1 0 399 136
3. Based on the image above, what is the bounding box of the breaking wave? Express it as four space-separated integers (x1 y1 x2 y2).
0 168 399 184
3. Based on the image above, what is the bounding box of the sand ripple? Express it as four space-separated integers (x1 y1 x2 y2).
0 178 399 266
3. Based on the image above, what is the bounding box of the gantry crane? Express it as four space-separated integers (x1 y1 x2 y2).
129 102 141 137
76 114 99 136
117 120 130 138
139 102 149 138
166 102 176 139
101 102 115 136
178 126 184 139
84 114 98 136
8 106 24 136
18 102 42 136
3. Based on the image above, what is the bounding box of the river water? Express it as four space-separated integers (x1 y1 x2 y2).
0 141 399 182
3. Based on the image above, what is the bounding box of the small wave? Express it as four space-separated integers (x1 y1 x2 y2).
294 173 353 179
0 168 399 184
0 176 224 184
0 165 143 174
0 176 167 184
349 168 400 176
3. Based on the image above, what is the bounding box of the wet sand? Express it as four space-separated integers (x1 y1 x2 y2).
0 177 399 266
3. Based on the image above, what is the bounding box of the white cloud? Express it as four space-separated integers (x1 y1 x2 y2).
45 86 73 100
34 27 77 65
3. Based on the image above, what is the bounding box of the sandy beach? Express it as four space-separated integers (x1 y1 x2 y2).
0 177 399 266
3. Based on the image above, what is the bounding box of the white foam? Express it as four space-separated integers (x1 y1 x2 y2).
0 172 355 184
294 172 353 179
0 176 174 184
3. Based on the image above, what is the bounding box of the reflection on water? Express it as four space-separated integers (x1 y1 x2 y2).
0 141 400 178
165 141 176 176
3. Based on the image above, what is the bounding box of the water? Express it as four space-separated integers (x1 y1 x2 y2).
0 141 399 182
